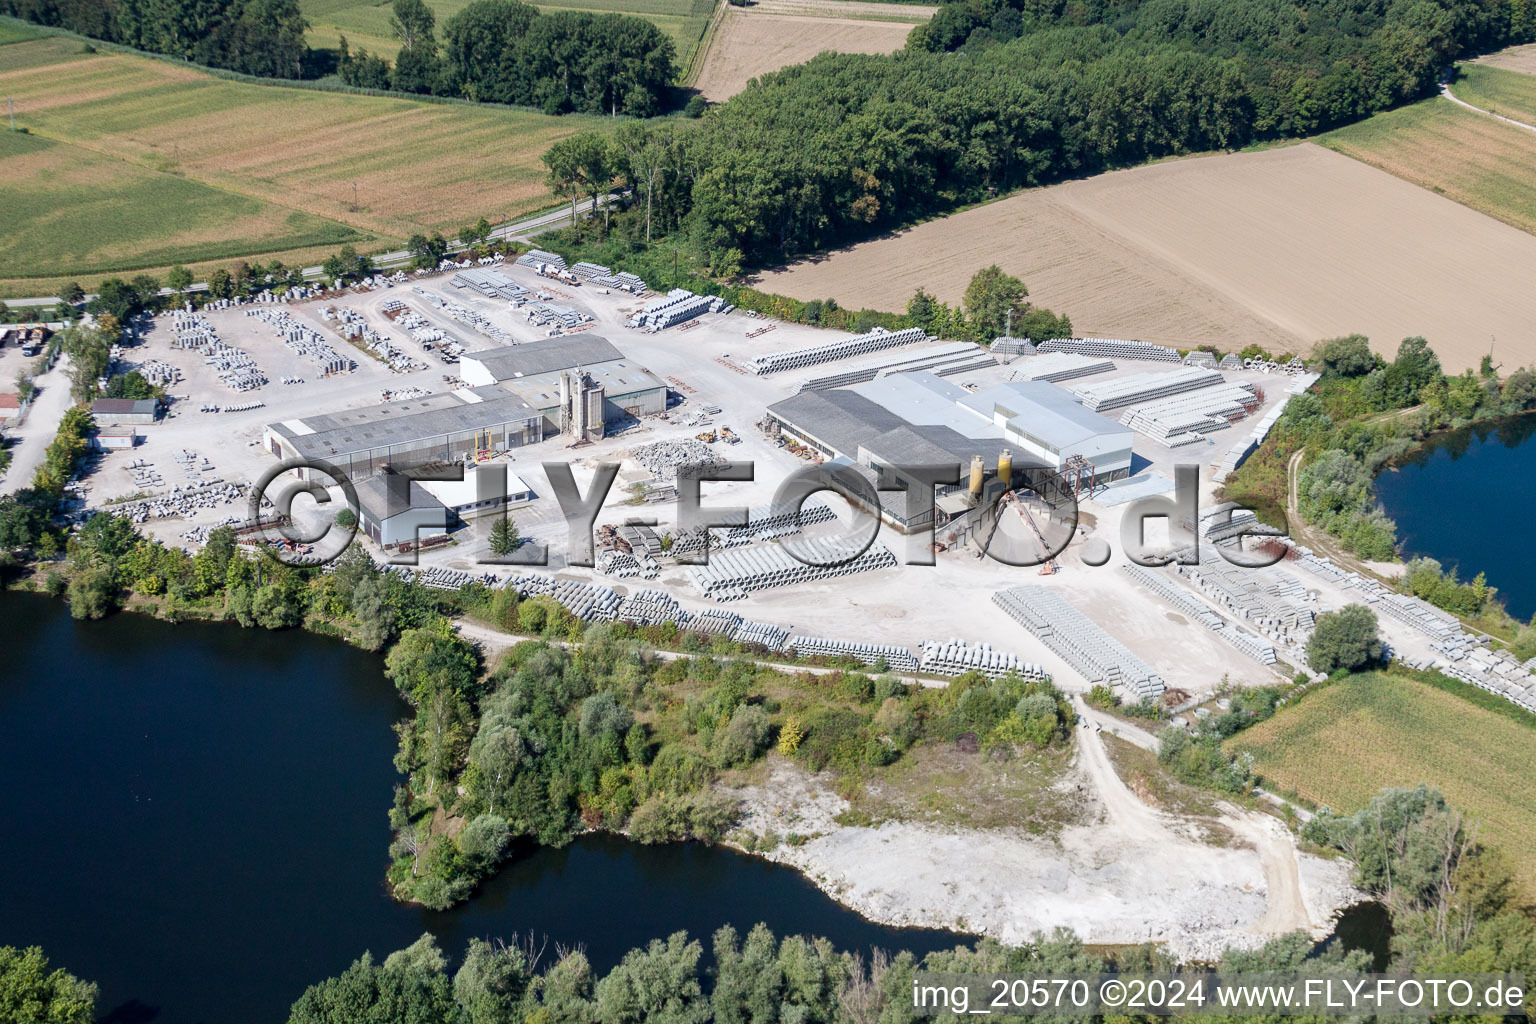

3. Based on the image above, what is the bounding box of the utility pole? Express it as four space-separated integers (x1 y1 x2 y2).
7 97 14 132
673 248 678 289
351 181 358 212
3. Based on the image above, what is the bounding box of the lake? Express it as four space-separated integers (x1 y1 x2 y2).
1374 413 1536 622
0 591 967 1024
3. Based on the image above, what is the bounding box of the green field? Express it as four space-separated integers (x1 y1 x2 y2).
1318 94 1536 236
1454 62 1536 125
300 0 714 69
1229 671 1536 894
0 130 364 278
0 31 605 291
0 19 46 43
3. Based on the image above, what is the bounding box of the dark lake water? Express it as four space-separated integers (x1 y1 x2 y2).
1374 414 1536 622
0 591 967 1024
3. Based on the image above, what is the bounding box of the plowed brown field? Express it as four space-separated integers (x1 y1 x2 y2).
754 142 1536 371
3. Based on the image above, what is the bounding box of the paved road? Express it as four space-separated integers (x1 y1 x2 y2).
1440 79 1536 134
0 354 72 496
5 193 621 308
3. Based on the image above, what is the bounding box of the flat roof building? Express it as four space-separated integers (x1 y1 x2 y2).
418 464 534 519
263 385 544 481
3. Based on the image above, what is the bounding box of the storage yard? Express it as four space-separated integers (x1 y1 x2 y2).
753 142 1536 372
52 249 1530 726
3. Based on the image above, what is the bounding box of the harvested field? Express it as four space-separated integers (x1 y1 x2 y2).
755 141 1536 371
1474 41 1536 76
693 0 929 101
1319 95 1536 240
1230 671 1536 895
0 130 361 278
0 36 604 283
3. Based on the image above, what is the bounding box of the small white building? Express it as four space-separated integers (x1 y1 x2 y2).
418 464 534 520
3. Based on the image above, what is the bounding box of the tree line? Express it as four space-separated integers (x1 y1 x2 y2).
0 0 309 77
338 0 676 116
531 0 1533 272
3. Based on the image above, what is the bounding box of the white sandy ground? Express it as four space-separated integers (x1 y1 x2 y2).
725 744 1359 961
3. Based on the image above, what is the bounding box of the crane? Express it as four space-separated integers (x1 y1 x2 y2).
998 489 1061 575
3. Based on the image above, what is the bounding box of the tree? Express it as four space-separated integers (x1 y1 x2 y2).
1306 603 1382 674
1316 333 1376 377
351 574 397 651
593 932 708 1024
454 938 534 1024
0 946 98 1024
85 277 143 321
406 233 448 270
962 265 1029 342
166 265 194 292
60 282 86 305
207 268 235 299
543 132 608 226
389 0 435 52
488 516 519 556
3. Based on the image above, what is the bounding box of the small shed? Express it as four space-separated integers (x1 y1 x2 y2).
91 398 159 425
93 429 139 451
0 394 20 422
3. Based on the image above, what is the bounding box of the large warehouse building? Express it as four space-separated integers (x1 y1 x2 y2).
765 371 1132 531
459 335 667 434
263 385 544 480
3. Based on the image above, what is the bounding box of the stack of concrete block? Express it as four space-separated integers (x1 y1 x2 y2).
1006 352 1116 384
744 326 927 375
1068 367 1225 412
786 636 919 672
1037 337 1182 362
514 249 566 272
794 342 993 392
992 585 1165 698
1121 564 1225 630
616 588 687 626
918 639 1047 680
687 538 897 602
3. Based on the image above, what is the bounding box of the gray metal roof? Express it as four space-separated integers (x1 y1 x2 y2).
860 424 1027 474
270 386 538 458
354 474 446 523
766 389 906 458
463 336 624 379
91 398 157 415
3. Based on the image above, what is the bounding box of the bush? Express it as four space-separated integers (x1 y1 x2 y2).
710 704 771 769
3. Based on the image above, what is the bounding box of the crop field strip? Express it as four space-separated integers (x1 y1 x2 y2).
0 34 602 288
0 130 363 279
1319 91 1536 240
1474 40 1536 76
1230 672 1536 895
1451 62 1536 123
692 0 932 100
